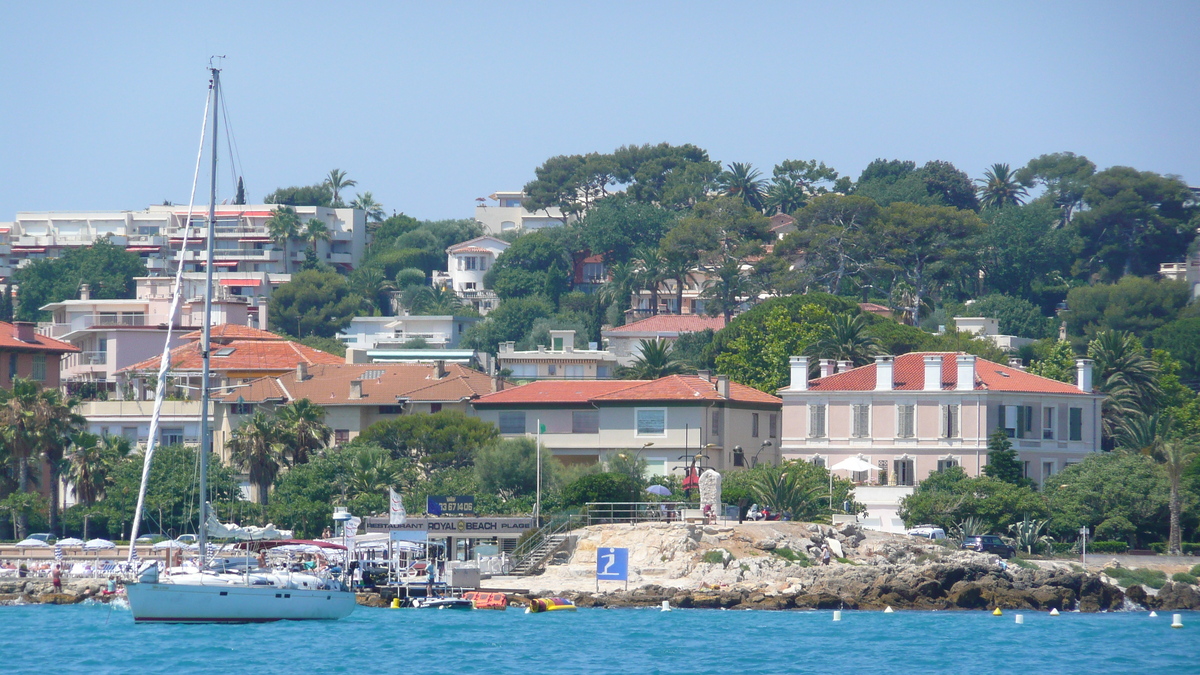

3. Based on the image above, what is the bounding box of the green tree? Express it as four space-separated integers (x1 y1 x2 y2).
976 163 1028 209
227 411 285 506
919 160 980 211
1043 452 1170 546
350 192 386 222
356 410 499 476
955 294 1054 340
0 379 83 537
630 246 669 315
463 295 556 353
341 445 403 500
715 303 834 393
1064 276 1189 338
897 466 1047 533
274 399 331 466
1073 167 1197 280
750 463 827 521
718 162 767 212
1116 414 1199 554
560 472 642 508
13 239 147 322
64 432 130 506
1027 340 1077 383
485 230 573 302
982 428 1029 486
475 437 563 502
806 313 882 366
874 203 985 325
1014 152 1096 223
1151 317 1200 385
324 169 357 208
302 218 332 256
576 196 676 262
973 200 1076 307
1088 331 1162 448
351 267 396 315
266 205 302 266
780 194 880 295
264 183 333 207
622 339 685 379
700 257 756 323
269 269 366 338
764 159 841 215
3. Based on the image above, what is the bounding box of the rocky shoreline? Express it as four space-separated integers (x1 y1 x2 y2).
0 578 118 606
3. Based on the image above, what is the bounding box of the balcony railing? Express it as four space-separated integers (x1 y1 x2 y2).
80 351 107 365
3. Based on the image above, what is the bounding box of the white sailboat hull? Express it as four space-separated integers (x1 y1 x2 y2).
125 581 357 623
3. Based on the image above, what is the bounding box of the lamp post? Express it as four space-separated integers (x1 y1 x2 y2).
83 513 99 541
752 440 773 468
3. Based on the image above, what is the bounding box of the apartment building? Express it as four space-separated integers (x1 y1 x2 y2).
497 330 619 380
337 314 481 350
473 191 567 236
431 236 510 314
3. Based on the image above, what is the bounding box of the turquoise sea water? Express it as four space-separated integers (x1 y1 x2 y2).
0 603 1196 675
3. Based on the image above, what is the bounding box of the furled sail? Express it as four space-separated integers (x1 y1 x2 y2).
204 511 293 541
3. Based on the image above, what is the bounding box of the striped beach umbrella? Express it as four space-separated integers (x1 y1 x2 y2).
54 544 63 562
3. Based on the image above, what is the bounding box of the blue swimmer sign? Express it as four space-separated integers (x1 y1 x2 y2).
596 547 629 581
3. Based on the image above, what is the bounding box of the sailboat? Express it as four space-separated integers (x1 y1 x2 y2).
123 64 357 623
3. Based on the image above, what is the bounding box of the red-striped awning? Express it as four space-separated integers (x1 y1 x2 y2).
218 279 262 287
127 247 160 252
13 248 45 253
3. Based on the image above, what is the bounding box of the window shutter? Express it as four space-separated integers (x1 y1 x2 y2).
1016 405 1024 438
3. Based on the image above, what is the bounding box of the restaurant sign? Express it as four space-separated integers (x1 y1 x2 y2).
365 516 534 536
427 495 475 516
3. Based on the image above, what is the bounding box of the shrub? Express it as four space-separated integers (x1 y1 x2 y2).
1010 558 1040 570
702 550 728 565
1184 543 1200 555
560 472 641 508
772 547 810 565
1190 564 1200 577
1089 541 1129 554
1104 567 1167 589
1171 572 1198 585
1150 542 1166 554
1051 541 1075 554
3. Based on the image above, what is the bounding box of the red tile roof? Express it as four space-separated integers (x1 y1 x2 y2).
474 375 780 406
179 324 284 342
769 213 796 231
120 338 341 374
802 352 1088 394
218 363 495 405
605 315 726 335
0 323 80 354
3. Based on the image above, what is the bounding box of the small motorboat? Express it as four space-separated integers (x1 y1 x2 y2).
413 597 474 610
527 597 576 613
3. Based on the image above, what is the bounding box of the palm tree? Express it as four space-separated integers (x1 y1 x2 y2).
1088 331 1161 447
763 176 806 215
1116 414 1197 555
976 163 1028 209
622 339 685 379
341 446 402 499
718 162 767 212
352 267 395 315
325 169 357 207
0 379 83 537
807 314 883 366
302 218 332 257
266 206 302 268
751 465 826 521
275 399 331 466
700 257 755 323
350 192 386 223
662 252 699 315
65 432 130 506
403 285 462 315
227 412 284 506
631 247 668 316
598 260 638 322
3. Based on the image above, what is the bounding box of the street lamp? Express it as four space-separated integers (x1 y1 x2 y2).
752 440 773 468
83 513 100 541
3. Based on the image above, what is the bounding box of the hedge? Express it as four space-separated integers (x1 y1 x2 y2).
1089 541 1129 554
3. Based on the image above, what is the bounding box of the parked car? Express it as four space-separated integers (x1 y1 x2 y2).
175 534 198 545
28 533 57 544
960 534 1016 559
907 525 946 540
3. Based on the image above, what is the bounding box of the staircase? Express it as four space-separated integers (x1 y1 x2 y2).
508 516 581 576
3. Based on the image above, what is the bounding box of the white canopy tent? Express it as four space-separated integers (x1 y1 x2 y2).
829 457 878 511
82 538 116 550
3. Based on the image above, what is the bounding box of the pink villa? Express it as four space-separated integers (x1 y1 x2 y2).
779 353 1104 527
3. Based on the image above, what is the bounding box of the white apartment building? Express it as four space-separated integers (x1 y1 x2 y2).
497 330 619 380
4 203 366 278
337 314 481 351
1159 227 1200 299
473 192 567 236
431 236 510 314
953 316 1035 352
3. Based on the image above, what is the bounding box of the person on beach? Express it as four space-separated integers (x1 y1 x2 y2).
105 576 117 595
821 544 832 566
425 562 436 598
52 564 62 592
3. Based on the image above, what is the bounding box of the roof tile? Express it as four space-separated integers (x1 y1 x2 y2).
219 363 496 405
802 352 1088 394
605 315 726 334
475 375 780 406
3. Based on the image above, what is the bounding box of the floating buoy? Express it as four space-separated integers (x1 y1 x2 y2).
993 607 1003 616
1049 608 1060 616
1149 611 1158 617
1171 614 1183 628
1015 614 1024 625
390 598 400 609
883 606 894 613
833 610 841 622
661 600 671 612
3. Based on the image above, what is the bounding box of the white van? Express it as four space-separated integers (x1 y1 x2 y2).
907 525 946 540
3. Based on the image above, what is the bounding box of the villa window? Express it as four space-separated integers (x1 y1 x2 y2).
751 413 760 438
897 404 915 438
937 458 958 472
809 404 826 438
941 404 960 439
1069 408 1083 441
851 404 870 438
499 412 526 435
565 365 584 378
572 410 599 434
809 456 825 468
636 408 666 437
377 405 403 415
31 355 46 382
8 354 17 380
1043 407 1055 440
711 411 720 436
547 364 557 377
231 403 253 415
769 414 778 439
161 428 185 446
430 403 442 413
334 429 350 445
597 365 610 378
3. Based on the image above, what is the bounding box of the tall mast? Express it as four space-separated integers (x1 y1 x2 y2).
198 65 220 559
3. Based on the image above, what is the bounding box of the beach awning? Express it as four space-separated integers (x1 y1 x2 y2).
830 457 877 473
219 279 262 287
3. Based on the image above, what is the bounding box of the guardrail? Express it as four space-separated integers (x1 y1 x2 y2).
584 501 732 525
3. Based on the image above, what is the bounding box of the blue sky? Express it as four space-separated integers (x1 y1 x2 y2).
2 2 1197 221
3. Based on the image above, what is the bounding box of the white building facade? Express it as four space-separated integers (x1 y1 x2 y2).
473 192 567 236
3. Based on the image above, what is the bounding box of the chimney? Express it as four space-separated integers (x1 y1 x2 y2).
923 355 943 391
1008 357 1024 371
875 355 894 391
819 359 834 378
79 283 90 301
14 321 35 343
349 380 363 399
296 362 308 381
837 360 853 373
956 354 976 391
491 374 504 393
789 356 809 391
434 360 446 379
697 369 711 382
501 341 515 354
1075 358 1094 393
716 374 730 399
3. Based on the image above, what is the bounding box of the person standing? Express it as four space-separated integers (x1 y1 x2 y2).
51 564 62 593
821 544 832 566
425 562 436 598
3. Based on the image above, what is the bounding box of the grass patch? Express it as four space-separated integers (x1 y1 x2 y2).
739 563 750 572
1010 558 1039 570
1171 572 1198 585
836 557 859 565
913 552 943 565
701 550 728 565
1104 567 1167 589
772 547 812 567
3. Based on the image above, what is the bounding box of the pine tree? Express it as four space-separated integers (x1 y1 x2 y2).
982 428 1029 486
2 284 14 321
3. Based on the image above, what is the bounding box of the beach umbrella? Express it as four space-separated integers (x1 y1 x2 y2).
152 539 187 550
15 539 50 548
57 537 84 547
646 485 672 497
83 538 116 550
830 457 877 473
